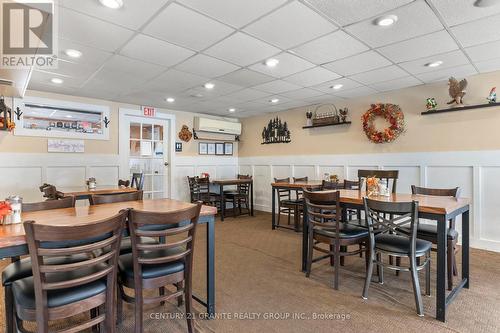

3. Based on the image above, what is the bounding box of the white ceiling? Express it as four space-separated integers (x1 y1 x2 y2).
23 0 500 118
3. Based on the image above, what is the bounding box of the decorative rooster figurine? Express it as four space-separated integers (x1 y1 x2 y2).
487 87 497 103
447 77 468 105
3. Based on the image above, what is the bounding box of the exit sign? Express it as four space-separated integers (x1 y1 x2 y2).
142 106 156 117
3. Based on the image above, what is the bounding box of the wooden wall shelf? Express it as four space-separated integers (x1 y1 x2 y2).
421 102 500 115
302 121 351 129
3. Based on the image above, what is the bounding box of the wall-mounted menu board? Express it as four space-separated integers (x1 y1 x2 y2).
13 96 110 140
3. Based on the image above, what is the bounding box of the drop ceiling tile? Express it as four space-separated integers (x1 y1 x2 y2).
253 95 293 105
83 69 143 94
223 89 271 102
279 88 325 99
322 51 392 76
144 69 209 92
465 40 500 62
312 78 364 93
378 30 459 63
143 3 234 51
253 80 302 94
274 100 310 110
35 59 98 82
451 14 500 47
291 31 369 65
204 32 280 66
233 100 268 111
333 86 378 99
30 70 85 89
301 94 344 104
474 57 500 74
345 1 443 48
415 64 478 83
175 54 240 78
304 0 413 26
248 52 316 78
284 67 341 87
183 80 244 98
177 0 287 28
59 8 134 52
218 69 274 87
60 0 167 30
27 81 78 96
398 50 470 75
428 0 500 26
120 34 195 68
101 55 165 80
58 38 112 66
349 65 408 85
243 1 337 49
369 76 422 92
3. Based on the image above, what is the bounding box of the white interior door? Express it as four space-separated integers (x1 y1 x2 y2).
121 115 170 199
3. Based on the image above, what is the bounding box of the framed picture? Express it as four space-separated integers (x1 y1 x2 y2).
215 142 224 155
207 143 216 155
224 142 233 155
198 142 207 155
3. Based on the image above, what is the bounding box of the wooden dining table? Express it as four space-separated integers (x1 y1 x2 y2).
271 181 470 322
212 178 254 221
58 185 138 200
0 199 218 317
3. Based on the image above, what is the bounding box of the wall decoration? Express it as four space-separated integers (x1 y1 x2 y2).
215 142 224 155
0 97 15 132
48 139 85 153
487 87 497 103
362 103 405 144
447 77 468 105
339 107 349 122
103 116 110 128
425 98 438 111
175 142 182 152
262 117 291 144
224 142 233 155
207 143 216 155
199 142 208 155
313 104 340 126
305 111 313 127
178 125 193 142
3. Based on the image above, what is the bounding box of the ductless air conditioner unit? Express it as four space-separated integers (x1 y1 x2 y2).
193 117 241 141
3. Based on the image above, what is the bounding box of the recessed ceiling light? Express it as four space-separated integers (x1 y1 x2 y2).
374 15 398 27
265 58 279 67
166 97 175 103
270 98 279 103
99 0 123 9
51 78 63 84
331 84 343 90
204 82 215 89
228 108 236 113
65 115 73 118
65 49 82 58
474 0 500 8
425 60 443 68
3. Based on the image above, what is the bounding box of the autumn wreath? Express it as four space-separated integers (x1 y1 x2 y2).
362 103 405 143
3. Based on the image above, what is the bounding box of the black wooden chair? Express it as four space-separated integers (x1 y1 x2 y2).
303 190 368 290
118 179 131 187
131 173 145 191
196 177 220 208
358 170 399 194
187 176 199 203
224 175 252 218
11 211 127 332
38 183 64 201
117 203 202 333
321 180 340 190
274 177 301 231
89 191 143 206
362 198 431 316
22 196 75 213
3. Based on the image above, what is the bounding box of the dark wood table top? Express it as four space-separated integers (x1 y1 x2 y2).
0 199 217 250
271 180 323 189
212 179 253 185
59 186 138 197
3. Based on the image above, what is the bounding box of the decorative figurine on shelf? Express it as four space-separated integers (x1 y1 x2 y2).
339 107 349 122
178 125 193 142
306 111 313 127
447 77 468 105
487 87 497 104
426 97 438 111
261 116 291 144
330 174 339 183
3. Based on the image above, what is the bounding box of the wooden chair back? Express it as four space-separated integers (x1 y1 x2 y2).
321 180 340 190
411 185 460 228
358 170 399 193
39 183 63 200
303 190 341 239
23 210 127 331
118 179 130 187
187 176 199 203
274 177 291 200
237 174 252 194
131 173 145 190
90 191 143 205
293 176 308 199
343 179 361 190
22 196 75 212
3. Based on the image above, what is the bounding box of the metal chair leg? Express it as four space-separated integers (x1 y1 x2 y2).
447 239 454 290
362 249 375 299
409 256 424 316
377 253 384 284
425 252 431 296
306 229 314 278
5 285 14 333
334 242 340 290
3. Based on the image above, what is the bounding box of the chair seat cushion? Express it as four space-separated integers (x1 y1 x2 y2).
12 266 107 309
375 234 432 255
315 224 369 239
118 247 185 280
119 236 157 255
2 254 90 287
345 219 367 228
399 224 458 240
281 199 303 206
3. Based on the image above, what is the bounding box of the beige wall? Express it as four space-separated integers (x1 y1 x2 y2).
0 90 238 156
239 70 500 157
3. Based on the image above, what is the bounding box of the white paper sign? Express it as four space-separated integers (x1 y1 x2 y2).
48 139 84 153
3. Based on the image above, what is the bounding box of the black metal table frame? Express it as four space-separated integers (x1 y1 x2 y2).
297 200 470 322
0 215 217 319
218 181 254 221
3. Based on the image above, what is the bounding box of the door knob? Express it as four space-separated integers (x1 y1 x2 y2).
164 162 169 166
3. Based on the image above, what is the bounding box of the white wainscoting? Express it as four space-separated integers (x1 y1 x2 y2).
239 150 500 253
